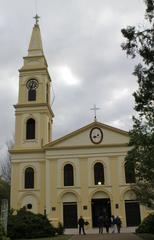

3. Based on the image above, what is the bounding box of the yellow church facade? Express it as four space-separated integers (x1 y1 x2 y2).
10 20 150 228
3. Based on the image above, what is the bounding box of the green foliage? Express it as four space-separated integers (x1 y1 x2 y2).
136 213 154 234
55 222 65 235
134 182 154 208
1 139 13 184
7 208 56 239
121 0 154 208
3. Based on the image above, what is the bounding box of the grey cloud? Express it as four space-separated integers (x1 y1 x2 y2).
0 0 145 156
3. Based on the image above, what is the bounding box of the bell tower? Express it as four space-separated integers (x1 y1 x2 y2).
14 17 54 150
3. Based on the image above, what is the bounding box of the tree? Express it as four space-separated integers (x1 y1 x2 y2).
121 0 154 208
1 139 14 184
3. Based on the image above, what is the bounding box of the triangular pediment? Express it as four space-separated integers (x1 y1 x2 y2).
44 122 129 149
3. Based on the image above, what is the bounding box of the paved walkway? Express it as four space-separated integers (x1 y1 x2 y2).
69 233 142 240
65 227 137 235
66 227 143 240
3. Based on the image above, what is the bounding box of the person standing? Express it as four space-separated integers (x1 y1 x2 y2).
98 215 104 234
115 216 122 233
104 215 110 233
78 216 86 235
110 215 116 233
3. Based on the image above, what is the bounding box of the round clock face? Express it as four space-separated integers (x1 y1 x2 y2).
90 127 103 144
26 79 39 90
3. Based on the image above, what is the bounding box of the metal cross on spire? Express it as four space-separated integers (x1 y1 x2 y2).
90 104 100 122
33 14 40 25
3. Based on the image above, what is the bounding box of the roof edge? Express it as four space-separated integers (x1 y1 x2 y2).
44 121 129 148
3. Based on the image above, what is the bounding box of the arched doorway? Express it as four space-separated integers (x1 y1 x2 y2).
124 190 141 226
91 191 111 227
62 192 78 228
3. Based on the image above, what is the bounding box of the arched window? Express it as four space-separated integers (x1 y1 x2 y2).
64 164 74 186
26 118 35 139
94 162 104 185
25 167 34 189
28 88 36 101
125 161 136 183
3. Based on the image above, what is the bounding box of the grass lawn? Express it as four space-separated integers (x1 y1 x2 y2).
138 234 154 240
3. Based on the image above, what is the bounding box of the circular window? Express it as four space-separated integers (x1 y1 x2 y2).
89 127 103 144
27 203 32 209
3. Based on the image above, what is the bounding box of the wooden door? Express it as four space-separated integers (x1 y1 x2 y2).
63 202 78 228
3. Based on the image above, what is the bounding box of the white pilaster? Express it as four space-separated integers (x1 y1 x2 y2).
45 159 51 215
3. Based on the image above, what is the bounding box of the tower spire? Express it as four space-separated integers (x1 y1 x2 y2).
28 15 43 57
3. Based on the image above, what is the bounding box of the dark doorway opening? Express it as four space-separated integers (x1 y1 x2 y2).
63 202 78 228
91 198 111 227
125 200 141 226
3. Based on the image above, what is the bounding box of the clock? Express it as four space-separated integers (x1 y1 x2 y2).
26 79 39 90
90 127 103 144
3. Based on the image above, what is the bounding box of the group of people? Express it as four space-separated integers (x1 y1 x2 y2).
78 214 122 235
98 214 122 234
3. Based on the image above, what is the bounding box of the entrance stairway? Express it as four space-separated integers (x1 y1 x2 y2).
65 227 137 235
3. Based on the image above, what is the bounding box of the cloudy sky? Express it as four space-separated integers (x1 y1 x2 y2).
0 0 145 161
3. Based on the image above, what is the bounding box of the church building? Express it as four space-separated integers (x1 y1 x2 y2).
10 18 150 228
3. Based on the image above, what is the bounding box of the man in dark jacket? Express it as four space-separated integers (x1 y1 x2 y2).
98 215 104 234
104 215 110 233
78 216 86 235
115 216 122 233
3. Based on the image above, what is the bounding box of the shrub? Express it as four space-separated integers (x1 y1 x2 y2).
136 213 154 234
7 208 56 239
55 222 65 235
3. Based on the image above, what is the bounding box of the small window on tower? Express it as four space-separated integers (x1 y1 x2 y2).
28 89 36 101
26 118 35 139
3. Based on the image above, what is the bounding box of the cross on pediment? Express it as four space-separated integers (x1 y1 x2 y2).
90 104 100 122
